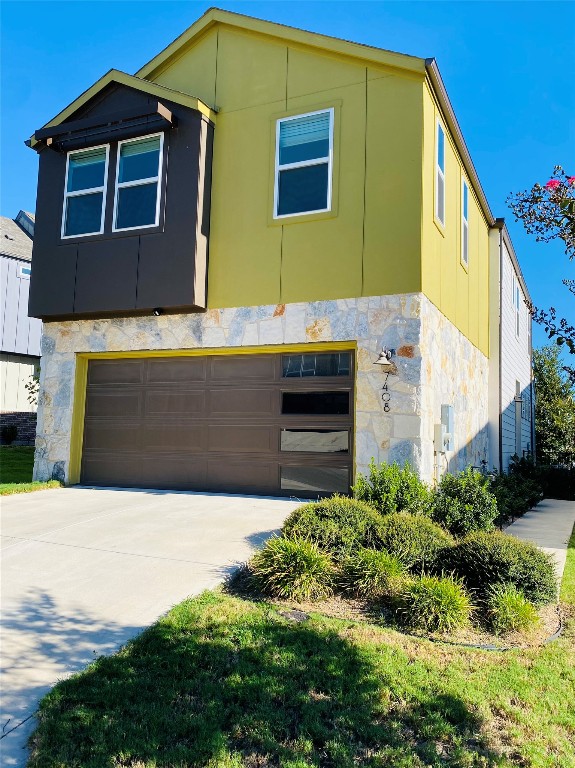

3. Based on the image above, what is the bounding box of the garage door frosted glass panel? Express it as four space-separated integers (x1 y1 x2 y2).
280 430 349 453
147 358 207 383
208 425 274 453
88 360 144 385
282 391 349 415
85 392 141 418
145 391 206 415
83 424 140 451
210 389 274 415
280 466 349 494
142 425 205 451
211 355 276 381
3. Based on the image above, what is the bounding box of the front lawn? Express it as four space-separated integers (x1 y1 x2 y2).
0 446 60 494
28 527 575 767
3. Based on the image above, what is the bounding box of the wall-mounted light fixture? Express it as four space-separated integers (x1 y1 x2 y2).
373 348 397 374
153 308 163 317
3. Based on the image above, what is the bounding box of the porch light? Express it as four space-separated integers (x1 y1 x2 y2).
373 348 397 373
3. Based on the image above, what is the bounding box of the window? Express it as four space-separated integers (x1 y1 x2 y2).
282 352 351 378
513 275 521 337
113 134 163 231
461 180 469 267
282 391 349 415
280 429 349 453
18 265 31 279
62 145 108 237
435 122 445 225
274 109 333 218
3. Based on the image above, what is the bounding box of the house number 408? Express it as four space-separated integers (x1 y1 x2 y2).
381 373 391 413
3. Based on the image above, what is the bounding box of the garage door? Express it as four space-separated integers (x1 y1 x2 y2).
81 351 354 496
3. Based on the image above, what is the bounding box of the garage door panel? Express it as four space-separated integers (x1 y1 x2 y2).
211 355 276 381
210 388 274 415
145 391 206 416
82 456 143 486
207 459 277 490
88 359 144 385
83 423 141 451
280 465 350 494
142 425 205 451
85 391 142 418
147 358 207 383
141 456 207 487
208 425 275 453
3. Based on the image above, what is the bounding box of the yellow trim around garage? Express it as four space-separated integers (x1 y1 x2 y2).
68 341 358 486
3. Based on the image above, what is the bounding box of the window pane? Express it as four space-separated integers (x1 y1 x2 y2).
280 466 349 494
64 192 103 235
278 164 329 216
282 391 349 415
119 136 161 183
463 182 469 219
67 148 106 192
437 173 445 224
116 183 158 229
437 125 445 172
462 222 468 264
282 352 351 378
281 430 349 453
279 112 330 165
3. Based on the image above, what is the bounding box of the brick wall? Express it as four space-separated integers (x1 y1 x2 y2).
0 412 37 445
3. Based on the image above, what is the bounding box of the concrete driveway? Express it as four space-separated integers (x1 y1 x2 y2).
1 486 300 766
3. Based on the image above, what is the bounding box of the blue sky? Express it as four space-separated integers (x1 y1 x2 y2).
1 1 573 350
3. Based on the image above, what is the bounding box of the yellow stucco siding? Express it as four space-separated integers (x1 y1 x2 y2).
151 25 424 309
421 83 490 356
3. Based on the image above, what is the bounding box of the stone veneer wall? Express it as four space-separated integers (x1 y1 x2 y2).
34 293 489 485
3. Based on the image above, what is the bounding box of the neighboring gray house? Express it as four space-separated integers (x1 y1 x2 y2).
489 220 535 472
0 211 42 439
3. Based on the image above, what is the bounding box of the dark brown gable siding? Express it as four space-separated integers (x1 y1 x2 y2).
28 84 213 320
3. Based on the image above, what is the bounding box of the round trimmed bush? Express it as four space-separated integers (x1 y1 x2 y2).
353 460 432 516
377 513 454 573
439 531 557 605
486 583 540 635
430 467 498 537
396 574 473 633
282 495 384 558
342 548 407 598
251 537 334 601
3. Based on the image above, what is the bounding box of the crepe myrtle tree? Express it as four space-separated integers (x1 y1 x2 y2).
508 167 575 383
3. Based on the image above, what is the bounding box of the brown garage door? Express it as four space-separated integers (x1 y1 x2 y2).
81 351 354 496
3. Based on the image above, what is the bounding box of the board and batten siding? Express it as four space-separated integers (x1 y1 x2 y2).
500 241 532 471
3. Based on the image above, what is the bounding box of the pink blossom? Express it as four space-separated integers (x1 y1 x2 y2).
567 176 575 185
545 179 561 190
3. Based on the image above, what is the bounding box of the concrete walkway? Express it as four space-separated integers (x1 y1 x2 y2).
505 497 575 584
0 486 301 767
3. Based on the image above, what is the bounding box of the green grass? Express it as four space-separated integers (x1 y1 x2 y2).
28 528 575 768
0 446 61 494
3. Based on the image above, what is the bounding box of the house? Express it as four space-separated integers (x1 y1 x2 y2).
26 8 532 494
0 211 41 444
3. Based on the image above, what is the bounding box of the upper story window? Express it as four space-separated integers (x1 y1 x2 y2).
18 265 32 279
274 109 333 219
62 145 109 238
513 275 521 337
461 180 469 267
113 134 164 231
435 122 445 226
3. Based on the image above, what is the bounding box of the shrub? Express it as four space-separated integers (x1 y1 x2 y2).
377 513 453 573
251 537 334 601
486 583 540 635
491 471 543 527
1 425 18 445
440 531 557 605
430 467 498 537
342 548 406 598
282 495 384 558
396 574 473 633
352 460 432 516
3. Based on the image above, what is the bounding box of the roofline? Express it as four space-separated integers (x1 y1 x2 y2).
0 252 33 263
136 6 427 81
493 217 532 303
425 58 495 227
27 69 216 148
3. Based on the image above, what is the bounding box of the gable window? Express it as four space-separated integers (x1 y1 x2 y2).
62 145 108 237
513 275 521 337
274 109 333 218
113 134 163 231
435 122 445 226
461 180 469 267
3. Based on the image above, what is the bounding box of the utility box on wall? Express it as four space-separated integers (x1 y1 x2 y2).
441 404 454 452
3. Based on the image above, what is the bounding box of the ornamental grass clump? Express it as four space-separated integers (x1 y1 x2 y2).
342 548 407 598
250 536 334 601
353 460 432 516
439 530 557 605
486 583 540 635
430 466 498 537
282 495 384 559
396 574 473 633
377 512 453 573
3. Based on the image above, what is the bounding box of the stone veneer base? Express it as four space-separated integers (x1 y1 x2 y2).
34 293 489 486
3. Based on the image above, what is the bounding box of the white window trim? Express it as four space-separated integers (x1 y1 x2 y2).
61 144 110 239
435 121 446 226
461 178 469 267
273 108 334 220
112 132 164 233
